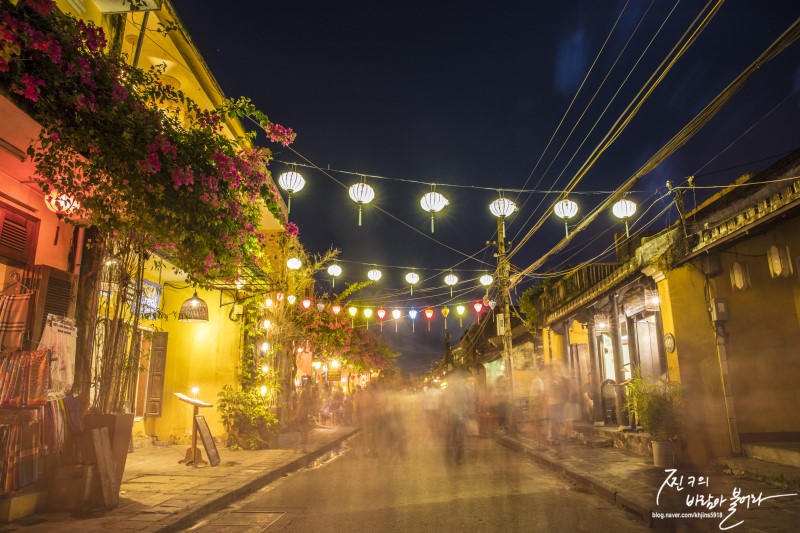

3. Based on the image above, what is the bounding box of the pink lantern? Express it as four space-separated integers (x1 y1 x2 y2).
301 298 312 309
473 302 483 314
377 308 386 331
331 304 342 315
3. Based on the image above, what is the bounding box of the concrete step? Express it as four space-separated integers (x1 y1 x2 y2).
582 436 613 448
743 442 800 468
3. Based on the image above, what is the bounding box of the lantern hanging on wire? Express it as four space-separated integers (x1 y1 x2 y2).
612 198 637 238
554 198 578 237
327 263 342 287
424 308 434 331
367 268 382 282
473 301 483 323
301 297 312 309
316 301 326 312
377 308 386 331
277 168 305 214
287 257 302 270
441 306 450 330
420 187 449 233
287 295 297 305
44 189 79 245
349 177 375 226
480 273 493 296
331 303 342 315
391 309 401 332
405 271 419 295
489 196 517 233
348 305 358 327
408 309 418 332
456 304 466 327
444 272 458 296
363 307 373 329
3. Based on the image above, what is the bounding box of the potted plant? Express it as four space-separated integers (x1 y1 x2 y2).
625 370 683 467
217 385 279 450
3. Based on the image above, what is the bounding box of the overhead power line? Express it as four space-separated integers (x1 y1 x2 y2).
510 15 800 287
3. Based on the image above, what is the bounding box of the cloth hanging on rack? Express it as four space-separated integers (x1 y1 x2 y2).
0 350 51 407
0 409 41 494
40 315 77 394
0 293 32 351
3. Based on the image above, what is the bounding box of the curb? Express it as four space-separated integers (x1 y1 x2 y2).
155 429 358 533
495 434 653 528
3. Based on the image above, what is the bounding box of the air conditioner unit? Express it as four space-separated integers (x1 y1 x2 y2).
22 265 76 347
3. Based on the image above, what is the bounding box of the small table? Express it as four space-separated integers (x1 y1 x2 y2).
174 393 213 466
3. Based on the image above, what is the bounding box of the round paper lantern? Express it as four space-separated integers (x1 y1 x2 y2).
420 191 449 233
444 273 458 295
367 268 382 281
554 198 578 237
349 181 375 226
405 272 419 294
278 170 305 213
327 263 342 287
331 304 342 315
287 257 302 270
489 198 517 218
480 274 494 287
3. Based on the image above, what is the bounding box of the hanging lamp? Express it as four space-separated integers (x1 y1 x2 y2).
327 263 342 287
554 198 578 237
444 272 458 296
420 187 449 233
349 177 375 226
405 271 419 295
178 291 209 322
612 198 637 238
277 168 305 214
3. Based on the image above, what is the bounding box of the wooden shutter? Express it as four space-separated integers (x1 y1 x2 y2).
23 264 75 346
0 201 39 265
146 332 168 417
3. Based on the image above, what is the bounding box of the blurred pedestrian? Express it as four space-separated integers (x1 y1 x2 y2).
529 369 547 450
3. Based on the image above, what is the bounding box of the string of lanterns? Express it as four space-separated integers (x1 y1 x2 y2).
277 169 639 239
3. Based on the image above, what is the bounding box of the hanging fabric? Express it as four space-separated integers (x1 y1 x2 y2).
40 315 77 394
0 293 33 351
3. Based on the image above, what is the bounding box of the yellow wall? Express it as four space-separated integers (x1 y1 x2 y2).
712 217 800 436
136 267 242 442
659 265 731 464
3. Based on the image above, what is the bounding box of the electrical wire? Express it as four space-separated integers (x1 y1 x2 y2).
509 13 800 287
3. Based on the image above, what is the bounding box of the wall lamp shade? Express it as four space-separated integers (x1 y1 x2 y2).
489 198 517 218
420 191 449 233
349 182 375 226
178 291 209 322
278 171 305 213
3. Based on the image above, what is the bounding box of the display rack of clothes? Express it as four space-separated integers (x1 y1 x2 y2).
39 314 77 395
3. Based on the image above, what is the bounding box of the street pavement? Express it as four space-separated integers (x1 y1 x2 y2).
0 427 356 533
2 423 800 532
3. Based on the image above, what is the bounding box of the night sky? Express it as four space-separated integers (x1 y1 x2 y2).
170 1 800 373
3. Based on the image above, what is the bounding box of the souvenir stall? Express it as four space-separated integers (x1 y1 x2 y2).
1 275 79 522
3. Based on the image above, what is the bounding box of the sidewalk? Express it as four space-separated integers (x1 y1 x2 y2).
498 428 800 532
1 426 356 533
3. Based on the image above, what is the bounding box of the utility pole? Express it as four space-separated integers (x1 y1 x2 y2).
495 216 516 434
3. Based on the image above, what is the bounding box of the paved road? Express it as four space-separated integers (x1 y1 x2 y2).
185 428 648 532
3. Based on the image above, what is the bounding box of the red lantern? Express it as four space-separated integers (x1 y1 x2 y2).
473 302 483 314
302 298 312 309
424 308 434 331
331 304 342 315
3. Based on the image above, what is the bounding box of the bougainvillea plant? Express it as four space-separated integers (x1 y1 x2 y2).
0 0 296 285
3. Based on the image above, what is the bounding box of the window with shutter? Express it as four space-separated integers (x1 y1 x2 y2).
0 201 39 265
146 332 168 417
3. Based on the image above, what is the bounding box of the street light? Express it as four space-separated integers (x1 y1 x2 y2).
554 198 578 237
